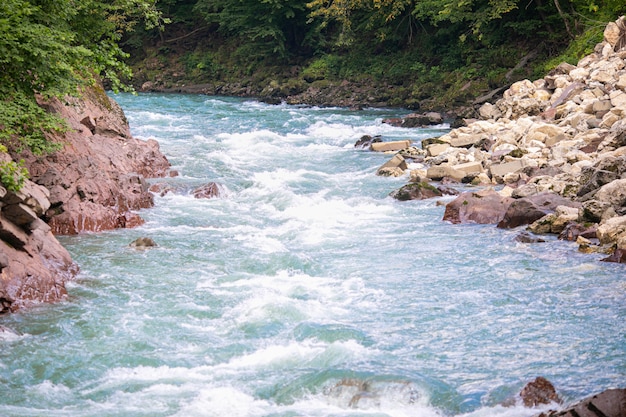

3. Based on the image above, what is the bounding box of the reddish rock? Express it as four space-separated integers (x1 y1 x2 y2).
443 189 513 224
535 388 626 417
558 222 598 241
19 86 171 235
601 248 626 263
193 182 224 199
497 193 581 229
0 183 78 313
520 377 561 407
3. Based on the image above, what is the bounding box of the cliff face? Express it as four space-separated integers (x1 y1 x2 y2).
21 86 172 235
0 162 78 313
0 85 172 312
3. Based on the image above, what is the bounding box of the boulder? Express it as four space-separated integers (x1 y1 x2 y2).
528 205 580 234
400 112 444 127
515 232 546 243
129 237 158 248
370 140 412 152
497 193 581 229
443 189 513 224
389 181 442 201
425 143 450 157
558 222 597 241
601 247 626 263
490 160 526 180
377 154 408 177
520 377 561 407
193 182 224 199
596 215 626 245
426 165 466 182
534 388 626 417
354 135 382 149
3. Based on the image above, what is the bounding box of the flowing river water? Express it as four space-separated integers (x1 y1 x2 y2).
1 93 624 417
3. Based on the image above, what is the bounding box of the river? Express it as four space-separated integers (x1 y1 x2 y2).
1 93 624 417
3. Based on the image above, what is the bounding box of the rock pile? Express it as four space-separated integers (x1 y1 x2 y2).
382 16 626 263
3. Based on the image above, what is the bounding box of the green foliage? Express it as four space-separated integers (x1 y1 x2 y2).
182 51 223 78
0 0 166 162
194 0 310 59
0 157 29 193
301 55 341 81
540 24 605 74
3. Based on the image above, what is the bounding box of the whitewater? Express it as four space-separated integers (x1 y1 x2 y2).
0 93 624 417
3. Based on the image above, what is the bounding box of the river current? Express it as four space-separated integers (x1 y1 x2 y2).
1 93 624 417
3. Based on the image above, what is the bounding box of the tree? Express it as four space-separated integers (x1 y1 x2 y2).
0 0 166 159
194 0 311 58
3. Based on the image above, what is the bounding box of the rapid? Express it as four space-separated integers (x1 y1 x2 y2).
1 93 624 417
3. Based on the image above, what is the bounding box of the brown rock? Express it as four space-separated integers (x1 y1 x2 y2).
19 86 171 235
389 181 442 201
443 189 513 224
193 182 224 199
0 184 78 313
601 247 626 263
558 222 597 241
520 377 561 407
536 388 626 417
497 193 581 229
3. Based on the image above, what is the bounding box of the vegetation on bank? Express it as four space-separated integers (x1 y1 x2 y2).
1 0 625 191
126 0 626 109
0 0 165 190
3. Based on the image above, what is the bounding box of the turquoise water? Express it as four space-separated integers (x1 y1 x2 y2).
1 93 624 417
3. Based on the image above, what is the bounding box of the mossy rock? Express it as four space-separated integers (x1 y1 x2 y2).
390 181 442 201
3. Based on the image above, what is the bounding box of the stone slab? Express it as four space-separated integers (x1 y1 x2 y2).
370 140 411 152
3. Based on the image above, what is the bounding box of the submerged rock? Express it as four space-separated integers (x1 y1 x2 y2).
129 237 158 248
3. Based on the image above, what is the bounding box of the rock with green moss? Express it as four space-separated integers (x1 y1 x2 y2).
389 181 442 201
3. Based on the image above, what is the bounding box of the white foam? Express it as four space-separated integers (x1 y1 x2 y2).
174 386 269 417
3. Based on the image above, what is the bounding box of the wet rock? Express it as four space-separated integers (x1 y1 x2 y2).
443 189 513 224
389 181 442 201
129 237 158 248
0 181 78 313
515 232 546 243
497 193 581 229
558 222 598 241
601 247 626 263
535 388 626 417
20 86 172 235
400 112 444 128
193 182 224 199
520 377 561 407
354 135 382 149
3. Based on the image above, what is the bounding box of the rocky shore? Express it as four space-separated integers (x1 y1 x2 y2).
0 85 172 312
372 17 626 263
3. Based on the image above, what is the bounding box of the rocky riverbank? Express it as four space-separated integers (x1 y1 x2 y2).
0 85 172 312
372 17 626 263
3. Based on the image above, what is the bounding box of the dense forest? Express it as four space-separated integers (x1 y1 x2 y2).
1 0 626 190
124 0 626 108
